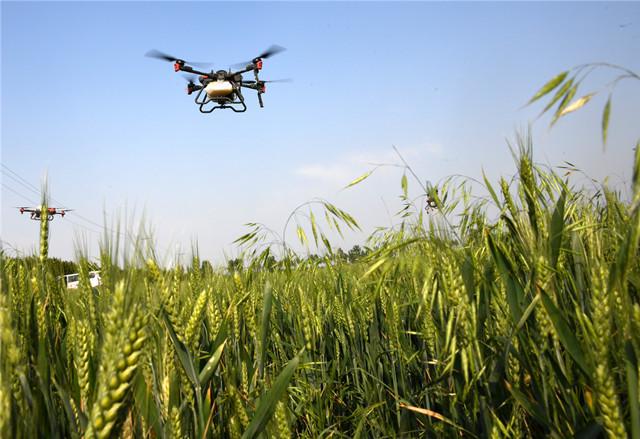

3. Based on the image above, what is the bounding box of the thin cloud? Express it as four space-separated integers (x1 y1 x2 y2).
294 144 444 186
295 164 354 185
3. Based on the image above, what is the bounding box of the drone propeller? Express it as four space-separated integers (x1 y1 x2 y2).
255 45 286 60
145 49 213 68
232 45 286 69
242 78 291 96
182 74 197 85
182 74 200 94
145 49 180 62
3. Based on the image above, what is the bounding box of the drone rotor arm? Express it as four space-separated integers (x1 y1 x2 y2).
229 65 257 76
188 84 204 95
178 65 213 77
240 81 259 90
144 49 211 73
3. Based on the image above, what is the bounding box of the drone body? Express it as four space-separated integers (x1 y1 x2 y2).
18 207 72 221
146 46 288 113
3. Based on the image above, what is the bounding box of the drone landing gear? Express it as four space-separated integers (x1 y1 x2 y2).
29 213 54 221
194 89 247 113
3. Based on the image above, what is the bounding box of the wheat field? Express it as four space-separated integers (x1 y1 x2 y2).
1 141 639 438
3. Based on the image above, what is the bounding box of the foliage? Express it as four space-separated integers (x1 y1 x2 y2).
2 139 639 437
526 63 639 146
2 64 640 437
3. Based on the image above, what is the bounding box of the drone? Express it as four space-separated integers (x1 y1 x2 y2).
145 45 288 113
425 197 438 213
18 207 72 221
425 189 439 213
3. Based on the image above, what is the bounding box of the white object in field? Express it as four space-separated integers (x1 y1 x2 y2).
64 271 101 289
205 80 234 98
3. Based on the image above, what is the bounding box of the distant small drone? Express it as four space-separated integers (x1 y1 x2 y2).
425 190 438 213
145 45 289 113
18 207 72 221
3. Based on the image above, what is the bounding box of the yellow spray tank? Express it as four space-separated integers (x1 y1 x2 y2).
204 80 234 98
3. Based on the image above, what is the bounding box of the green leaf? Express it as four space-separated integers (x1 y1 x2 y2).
528 71 569 105
320 233 332 253
540 291 592 377
233 231 257 245
549 190 566 269
344 170 373 189
198 340 227 387
602 95 611 147
507 383 553 430
52 380 80 437
399 403 476 436
540 77 574 115
362 257 387 279
162 311 200 391
575 423 605 439
258 283 273 378
482 170 500 207
487 233 524 322
625 342 640 439
333 218 343 238
558 92 595 117
133 372 163 437
296 225 308 247
551 84 577 126
401 173 408 198
242 354 300 439
309 211 319 246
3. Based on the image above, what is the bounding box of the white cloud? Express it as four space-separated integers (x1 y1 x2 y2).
295 163 354 185
294 143 445 186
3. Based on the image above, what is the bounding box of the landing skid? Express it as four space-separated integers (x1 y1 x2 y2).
194 89 247 113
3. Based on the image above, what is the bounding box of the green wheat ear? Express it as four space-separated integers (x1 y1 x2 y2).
85 281 147 438
3 119 640 437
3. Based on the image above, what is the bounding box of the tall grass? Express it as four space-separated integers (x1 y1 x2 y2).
1 136 639 437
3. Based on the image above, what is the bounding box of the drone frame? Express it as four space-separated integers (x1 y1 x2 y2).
175 57 270 111
19 207 67 221
194 85 248 113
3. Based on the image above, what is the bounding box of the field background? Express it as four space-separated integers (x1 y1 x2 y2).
2 3 639 437
2 135 639 437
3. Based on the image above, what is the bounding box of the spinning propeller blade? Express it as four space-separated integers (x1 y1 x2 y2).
255 45 286 60
145 50 213 68
145 49 181 62
181 74 201 94
181 74 197 85
232 45 286 68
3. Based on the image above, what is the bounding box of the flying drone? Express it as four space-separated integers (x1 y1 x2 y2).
18 207 72 221
145 45 288 113
425 197 438 213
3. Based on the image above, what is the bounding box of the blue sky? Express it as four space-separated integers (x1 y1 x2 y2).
2 1 639 264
